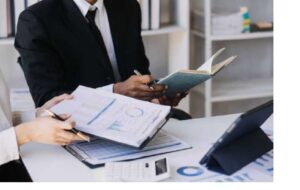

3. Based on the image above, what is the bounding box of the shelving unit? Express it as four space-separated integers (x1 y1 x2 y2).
190 0 273 117
0 25 188 44
0 0 191 112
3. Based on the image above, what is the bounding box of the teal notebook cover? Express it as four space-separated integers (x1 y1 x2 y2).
158 72 211 97
156 48 237 97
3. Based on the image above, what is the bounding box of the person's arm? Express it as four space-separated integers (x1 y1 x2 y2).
0 94 87 166
15 10 71 107
0 128 19 165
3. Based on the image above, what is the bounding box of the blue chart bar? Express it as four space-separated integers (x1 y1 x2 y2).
266 153 273 159
87 99 116 125
254 160 265 167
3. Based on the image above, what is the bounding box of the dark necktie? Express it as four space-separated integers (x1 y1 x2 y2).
86 9 113 74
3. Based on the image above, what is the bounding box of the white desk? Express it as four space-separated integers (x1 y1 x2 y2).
20 114 273 182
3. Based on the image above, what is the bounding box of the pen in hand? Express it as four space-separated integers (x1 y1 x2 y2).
44 110 90 142
134 70 156 90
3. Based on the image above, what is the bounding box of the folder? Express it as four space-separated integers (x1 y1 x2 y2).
200 100 274 175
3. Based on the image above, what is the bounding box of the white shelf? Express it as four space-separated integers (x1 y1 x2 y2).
192 30 273 41
0 26 187 46
142 25 187 36
0 38 14 45
211 78 273 102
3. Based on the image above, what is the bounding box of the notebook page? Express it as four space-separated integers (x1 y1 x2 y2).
197 48 226 73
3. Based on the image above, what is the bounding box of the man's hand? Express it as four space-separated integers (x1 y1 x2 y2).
113 75 166 101
151 93 188 107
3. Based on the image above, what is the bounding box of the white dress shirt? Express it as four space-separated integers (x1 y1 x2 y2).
73 0 122 92
0 71 19 165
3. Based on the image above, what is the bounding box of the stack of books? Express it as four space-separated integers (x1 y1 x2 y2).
0 0 40 38
192 6 252 36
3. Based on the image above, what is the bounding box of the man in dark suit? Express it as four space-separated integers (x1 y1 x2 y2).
15 0 184 108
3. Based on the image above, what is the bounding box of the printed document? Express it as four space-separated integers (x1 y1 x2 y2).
51 86 171 148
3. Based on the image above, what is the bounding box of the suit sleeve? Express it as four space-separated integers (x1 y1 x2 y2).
134 1 151 75
15 10 71 107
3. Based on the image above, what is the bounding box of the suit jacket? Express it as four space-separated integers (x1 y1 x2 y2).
15 0 150 107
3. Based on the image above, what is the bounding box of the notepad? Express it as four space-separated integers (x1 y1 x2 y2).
157 48 237 97
50 86 171 148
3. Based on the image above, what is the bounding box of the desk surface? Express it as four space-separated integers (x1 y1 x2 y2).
20 114 273 182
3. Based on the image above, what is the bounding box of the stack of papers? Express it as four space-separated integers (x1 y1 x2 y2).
212 12 244 35
66 132 191 167
10 88 36 125
51 86 171 148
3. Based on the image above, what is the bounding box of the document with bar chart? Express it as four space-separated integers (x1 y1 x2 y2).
51 86 171 148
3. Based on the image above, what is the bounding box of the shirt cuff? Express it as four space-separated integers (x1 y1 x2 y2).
97 84 114 93
0 128 20 165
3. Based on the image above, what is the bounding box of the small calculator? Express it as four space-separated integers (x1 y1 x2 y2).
104 158 170 182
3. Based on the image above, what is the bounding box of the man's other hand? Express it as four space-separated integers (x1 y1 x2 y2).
113 75 166 101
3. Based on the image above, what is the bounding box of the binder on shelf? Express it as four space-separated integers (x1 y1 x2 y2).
138 0 150 30
0 0 9 38
160 0 172 26
150 0 160 30
13 0 26 34
9 0 16 37
200 100 274 175
27 0 40 8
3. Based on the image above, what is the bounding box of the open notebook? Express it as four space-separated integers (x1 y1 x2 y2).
50 86 171 148
157 48 237 97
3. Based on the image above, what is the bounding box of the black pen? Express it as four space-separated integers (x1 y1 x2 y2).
45 110 90 142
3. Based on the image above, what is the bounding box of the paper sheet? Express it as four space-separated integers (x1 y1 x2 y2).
197 48 226 73
168 148 273 182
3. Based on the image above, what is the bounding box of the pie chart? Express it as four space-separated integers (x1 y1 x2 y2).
125 107 144 118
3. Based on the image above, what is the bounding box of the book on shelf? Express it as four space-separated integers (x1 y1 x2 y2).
157 48 237 97
137 0 150 30
14 0 26 35
2 0 164 37
27 0 40 7
150 0 160 30
138 0 161 31
0 0 9 38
